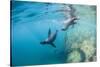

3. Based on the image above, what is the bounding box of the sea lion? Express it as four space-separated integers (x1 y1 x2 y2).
40 28 58 48
61 16 78 31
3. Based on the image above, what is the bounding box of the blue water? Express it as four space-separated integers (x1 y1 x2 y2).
11 1 96 66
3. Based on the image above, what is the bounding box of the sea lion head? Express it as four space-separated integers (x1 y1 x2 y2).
40 41 47 44
61 28 66 31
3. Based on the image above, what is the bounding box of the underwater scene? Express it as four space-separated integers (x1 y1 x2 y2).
11 1 96 66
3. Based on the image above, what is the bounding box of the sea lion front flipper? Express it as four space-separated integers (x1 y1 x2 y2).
50 43 56 48
48 28 51 37
72 21 77 28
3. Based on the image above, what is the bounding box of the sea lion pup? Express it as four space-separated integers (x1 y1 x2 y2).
40 28 58 48
61 16 78 31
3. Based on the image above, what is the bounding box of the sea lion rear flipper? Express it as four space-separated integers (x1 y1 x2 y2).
50 43 56 48
48 28 51 37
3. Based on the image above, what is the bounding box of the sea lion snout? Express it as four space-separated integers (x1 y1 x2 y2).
61 28 66 31
40 41 46 44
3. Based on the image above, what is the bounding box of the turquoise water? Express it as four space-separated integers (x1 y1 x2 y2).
11 1 96 66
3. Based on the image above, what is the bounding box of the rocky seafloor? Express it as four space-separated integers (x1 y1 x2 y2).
64 6 96 63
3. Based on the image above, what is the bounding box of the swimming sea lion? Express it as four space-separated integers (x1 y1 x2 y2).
40 28 58 48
